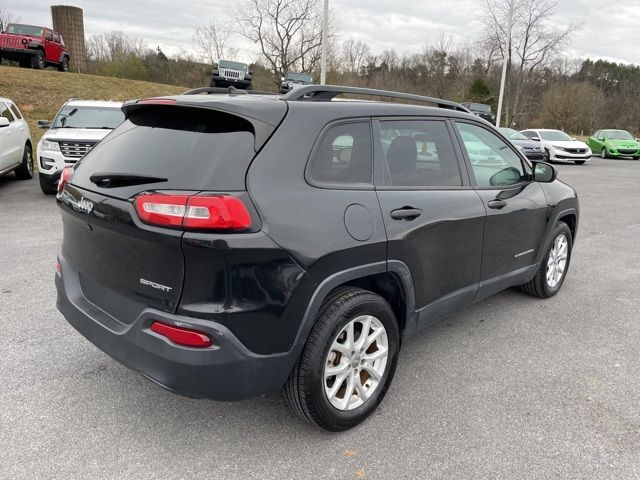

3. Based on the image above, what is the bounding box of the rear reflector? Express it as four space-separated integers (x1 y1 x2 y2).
134 193 251 230
150 321 213 348
55 261 62 275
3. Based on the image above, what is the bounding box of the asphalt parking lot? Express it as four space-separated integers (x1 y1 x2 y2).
1 157 639 480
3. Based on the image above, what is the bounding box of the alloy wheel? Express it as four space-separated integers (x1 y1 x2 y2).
546 234 568 288
26 149 33 175
323 315 389 411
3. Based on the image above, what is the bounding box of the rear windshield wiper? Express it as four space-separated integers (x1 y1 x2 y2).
89 173 168 188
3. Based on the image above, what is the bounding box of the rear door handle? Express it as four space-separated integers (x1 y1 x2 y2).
390 207 423 220
487 199 507 210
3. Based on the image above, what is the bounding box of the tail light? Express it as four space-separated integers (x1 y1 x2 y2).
150 321 213 348
57 166 74 193
134 193 251 231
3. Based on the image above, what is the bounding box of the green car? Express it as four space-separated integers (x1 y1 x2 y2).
587 129 640 159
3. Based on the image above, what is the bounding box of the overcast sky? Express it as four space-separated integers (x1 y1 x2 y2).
4 0 640 65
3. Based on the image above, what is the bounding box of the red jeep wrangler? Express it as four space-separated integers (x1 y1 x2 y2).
0 24 70 71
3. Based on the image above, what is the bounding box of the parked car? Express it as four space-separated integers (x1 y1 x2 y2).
520 129 591 164
279 72 314 94
461 102 496 125
0 23 70 71
210 60 252 90
37 100 124 194
0 98 33 181
55 85 579 431
586 129 640 160
499 128 545 161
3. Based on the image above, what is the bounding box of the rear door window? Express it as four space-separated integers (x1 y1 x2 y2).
377 119 462 187
307 121 373 187
71 106 257 198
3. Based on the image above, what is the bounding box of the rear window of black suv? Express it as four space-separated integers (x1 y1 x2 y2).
71 106 256 197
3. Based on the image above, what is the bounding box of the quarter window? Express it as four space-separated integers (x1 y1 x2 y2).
9 104 22 120
377 120 462 187
0 103 16 122
307 122 372 186
456 122 526 188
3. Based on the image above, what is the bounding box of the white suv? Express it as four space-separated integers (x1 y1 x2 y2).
37 100 124 194
520 129 592 165
0 98 33 182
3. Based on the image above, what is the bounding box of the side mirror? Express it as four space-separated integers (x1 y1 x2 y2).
532 162 557 183
38 119 51 129
248 70 253 76
0 117 9 128
531 136 540 141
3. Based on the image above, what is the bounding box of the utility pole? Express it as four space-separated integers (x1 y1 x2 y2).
496 0 514 128
320 0 328 85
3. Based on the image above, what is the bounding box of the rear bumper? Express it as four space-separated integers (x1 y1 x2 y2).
55 256 295 401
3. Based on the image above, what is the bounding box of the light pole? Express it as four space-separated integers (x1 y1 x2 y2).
320 0 328 85
496 0 515 128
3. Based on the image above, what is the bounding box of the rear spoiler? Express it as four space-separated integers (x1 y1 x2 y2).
121 98 285 152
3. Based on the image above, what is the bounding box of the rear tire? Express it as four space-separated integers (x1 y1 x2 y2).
521 222 572 298
285 287 400 431
14 144 33 180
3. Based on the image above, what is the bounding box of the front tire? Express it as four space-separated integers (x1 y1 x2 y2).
574 160 586 165
14 144 33 180
32 50 45 69
285 287 400 431
521 222 572 298
58 57 69 72
601 147 608 159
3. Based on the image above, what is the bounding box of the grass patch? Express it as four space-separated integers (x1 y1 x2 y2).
0 65 186 143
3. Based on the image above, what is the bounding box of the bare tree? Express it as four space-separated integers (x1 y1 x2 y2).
539 81 604 133
340 39 370 73
234 0 326 86
481 0 578 125
0 7 19 31
86 31 146 61
193 21 239 65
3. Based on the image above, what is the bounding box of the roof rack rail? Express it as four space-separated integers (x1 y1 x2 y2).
281 85 470 113
182 86 280 96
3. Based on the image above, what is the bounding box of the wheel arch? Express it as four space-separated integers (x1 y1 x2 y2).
534 207 578 266
292 261 416 352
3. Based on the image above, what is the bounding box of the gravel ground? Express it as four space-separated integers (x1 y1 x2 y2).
1 156 639 480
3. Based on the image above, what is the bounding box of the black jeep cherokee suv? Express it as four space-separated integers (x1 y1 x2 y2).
55 86 579 431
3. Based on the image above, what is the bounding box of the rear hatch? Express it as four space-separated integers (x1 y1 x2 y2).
58 99 285 316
